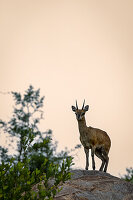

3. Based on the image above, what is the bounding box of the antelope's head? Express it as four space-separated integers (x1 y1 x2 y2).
71 100 89 121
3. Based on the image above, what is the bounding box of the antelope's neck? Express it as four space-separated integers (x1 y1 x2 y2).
77 117 87 133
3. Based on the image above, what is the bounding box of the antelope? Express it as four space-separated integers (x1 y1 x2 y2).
72 100 111 172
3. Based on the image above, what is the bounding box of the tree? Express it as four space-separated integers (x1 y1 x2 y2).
121 167 133 184
0 85 74 199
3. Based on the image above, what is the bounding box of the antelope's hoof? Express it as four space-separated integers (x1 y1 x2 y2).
99 168 103 171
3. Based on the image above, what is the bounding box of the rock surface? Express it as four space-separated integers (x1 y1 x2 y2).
54 170 133 200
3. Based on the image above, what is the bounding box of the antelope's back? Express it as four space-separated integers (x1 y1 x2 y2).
88 126 111 152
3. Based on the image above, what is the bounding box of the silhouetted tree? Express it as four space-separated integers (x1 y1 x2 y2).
0 85 73 169
0 85 75 199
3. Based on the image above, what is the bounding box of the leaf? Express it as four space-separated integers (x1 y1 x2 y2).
3 186 8 190
27 181 31 185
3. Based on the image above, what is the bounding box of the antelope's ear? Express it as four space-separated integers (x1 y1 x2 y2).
84 105 89 112
72 106 76 112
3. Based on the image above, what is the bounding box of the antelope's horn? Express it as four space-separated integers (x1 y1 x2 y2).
82 99 85 110
76 100 78 109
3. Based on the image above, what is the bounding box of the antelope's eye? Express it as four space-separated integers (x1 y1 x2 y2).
81 112 85 116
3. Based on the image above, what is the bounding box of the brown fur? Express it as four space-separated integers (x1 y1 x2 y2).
72 105 111 172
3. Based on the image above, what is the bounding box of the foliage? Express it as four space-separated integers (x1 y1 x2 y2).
0 85 75 199
0 147 9 163
0 157 72 199
0 85 45 162
121 167 133 184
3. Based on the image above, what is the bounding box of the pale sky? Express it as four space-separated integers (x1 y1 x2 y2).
0 0 133 176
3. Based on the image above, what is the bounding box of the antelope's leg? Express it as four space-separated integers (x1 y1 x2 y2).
104 156 109 172
84 148 89 170
95 149 105 171
102 151 109 172
91 147 95 170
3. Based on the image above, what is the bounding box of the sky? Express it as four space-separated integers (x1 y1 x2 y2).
0 0 133 176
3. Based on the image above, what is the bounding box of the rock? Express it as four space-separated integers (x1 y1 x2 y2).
54 170 133 200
